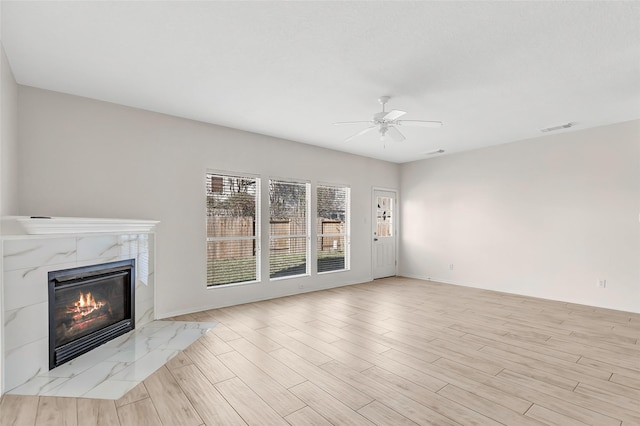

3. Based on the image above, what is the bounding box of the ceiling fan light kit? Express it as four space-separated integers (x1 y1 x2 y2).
334 96 442 144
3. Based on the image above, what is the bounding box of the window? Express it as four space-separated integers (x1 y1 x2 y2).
376 195 393 237
317 184 350 273
206 173 260 286
269 179 310 279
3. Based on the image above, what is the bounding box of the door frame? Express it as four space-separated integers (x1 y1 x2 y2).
371 187 398 279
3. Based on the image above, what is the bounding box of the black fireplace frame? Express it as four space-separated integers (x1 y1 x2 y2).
48 259 135 369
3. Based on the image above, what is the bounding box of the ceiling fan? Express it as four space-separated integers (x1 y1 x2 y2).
334 96 442 143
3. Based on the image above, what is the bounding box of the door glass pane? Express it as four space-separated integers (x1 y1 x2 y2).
376 196 393 237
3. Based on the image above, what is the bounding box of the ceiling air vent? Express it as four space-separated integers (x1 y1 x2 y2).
540 122 576 133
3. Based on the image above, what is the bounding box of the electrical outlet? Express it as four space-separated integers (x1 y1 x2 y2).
449 264 454 270
597 279 606 288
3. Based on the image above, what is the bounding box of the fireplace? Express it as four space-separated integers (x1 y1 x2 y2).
48 259 135 369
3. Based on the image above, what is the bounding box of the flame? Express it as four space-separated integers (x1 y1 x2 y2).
71 291 105 317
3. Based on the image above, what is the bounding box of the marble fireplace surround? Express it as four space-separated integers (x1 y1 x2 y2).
0 216 181 396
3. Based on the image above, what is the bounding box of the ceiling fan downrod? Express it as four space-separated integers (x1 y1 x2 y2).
378 96 390 112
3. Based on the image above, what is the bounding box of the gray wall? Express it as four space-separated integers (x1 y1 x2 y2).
1 44 17 216
13 84 640 318
17 86 400 317
400 120 640 313
1 37 20 400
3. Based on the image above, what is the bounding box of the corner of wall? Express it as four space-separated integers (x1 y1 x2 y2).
0 41 18 217
0 37 5 396
0 33 20 394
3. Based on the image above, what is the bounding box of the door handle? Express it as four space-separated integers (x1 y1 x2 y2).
373 238 378 241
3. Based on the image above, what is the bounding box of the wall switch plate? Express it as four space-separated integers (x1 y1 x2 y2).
597 279 606 288
449 264 454 270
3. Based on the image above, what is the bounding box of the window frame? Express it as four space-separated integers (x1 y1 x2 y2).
316 183 351 274
268 178 311 280
205 171 261 288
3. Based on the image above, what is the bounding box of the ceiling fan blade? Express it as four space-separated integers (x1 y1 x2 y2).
396 120 443 128
333 120 374 126
387 126 405 142
382 109 406 121
345 126 377 142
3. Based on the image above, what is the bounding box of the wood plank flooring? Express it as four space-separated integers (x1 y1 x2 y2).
2 277 639 425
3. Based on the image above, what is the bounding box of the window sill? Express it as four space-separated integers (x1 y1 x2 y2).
207 280 260 289
318 269 349 275
270 273 310 282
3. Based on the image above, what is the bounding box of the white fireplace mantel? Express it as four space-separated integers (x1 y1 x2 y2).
2 216 159 237
1 216 158 394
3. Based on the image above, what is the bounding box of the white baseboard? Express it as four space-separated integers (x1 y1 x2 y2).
156 277 372 319
399 273 484 290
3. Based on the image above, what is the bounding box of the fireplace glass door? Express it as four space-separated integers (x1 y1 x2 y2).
49 259 135 369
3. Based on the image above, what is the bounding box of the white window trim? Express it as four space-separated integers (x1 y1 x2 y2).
268 179 311 280
206 171 261 287
317 183 351 274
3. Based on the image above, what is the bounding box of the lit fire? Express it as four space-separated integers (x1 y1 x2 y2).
71 291 105 318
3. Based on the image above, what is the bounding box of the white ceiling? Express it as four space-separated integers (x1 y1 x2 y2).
2 1 639 163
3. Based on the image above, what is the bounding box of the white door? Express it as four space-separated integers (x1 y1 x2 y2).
372 189 397 279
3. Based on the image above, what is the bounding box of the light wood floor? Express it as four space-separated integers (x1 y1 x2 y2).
2 277 639 425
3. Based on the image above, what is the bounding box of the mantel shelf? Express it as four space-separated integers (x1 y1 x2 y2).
3 216 159 236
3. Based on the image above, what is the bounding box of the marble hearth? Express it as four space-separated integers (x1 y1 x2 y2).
0 216 213 398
